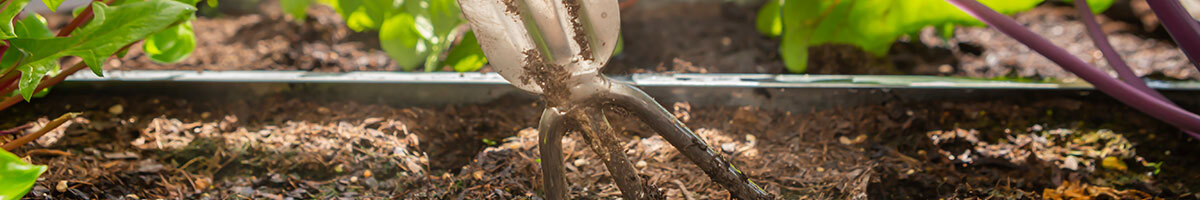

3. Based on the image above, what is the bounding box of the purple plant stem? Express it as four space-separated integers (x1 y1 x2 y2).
1075 0 1169 102
947 0 1200 137
1145 0 1200 70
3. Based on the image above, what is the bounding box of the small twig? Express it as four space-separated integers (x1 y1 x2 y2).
672 180 696 200
2 112 79 151
0 123 32 135
25 149 73 157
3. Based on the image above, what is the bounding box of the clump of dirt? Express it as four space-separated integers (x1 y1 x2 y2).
519 50 572 107
562 0 594 62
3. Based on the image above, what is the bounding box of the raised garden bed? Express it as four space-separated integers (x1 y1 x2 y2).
5 0 1200 199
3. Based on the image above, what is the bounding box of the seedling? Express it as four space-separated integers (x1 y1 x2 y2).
458 0 770 199
281 0 490 72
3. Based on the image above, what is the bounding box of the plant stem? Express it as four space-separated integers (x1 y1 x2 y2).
0 62 84 111
0 41 133 111
1075 0 1169 102
606 82 772 200
0 68 16 94
2 112 77 151
574 107 660 200
56 0 102 37
1144 0 1200 70
537 108 570 200
0 123 31 136
947 0 1200 137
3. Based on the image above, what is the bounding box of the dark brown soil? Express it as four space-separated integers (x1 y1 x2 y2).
41 0 1195 81
4 92 1198 199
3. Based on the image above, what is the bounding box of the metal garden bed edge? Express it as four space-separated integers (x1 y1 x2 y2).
63 70 1200 90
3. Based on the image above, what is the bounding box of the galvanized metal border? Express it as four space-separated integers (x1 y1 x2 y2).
65 70 1200 90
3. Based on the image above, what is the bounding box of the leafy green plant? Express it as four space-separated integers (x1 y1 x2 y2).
282 0 488 72
756 0 1112 73
0 0 203 196
0 0 209 111
0 149 45 200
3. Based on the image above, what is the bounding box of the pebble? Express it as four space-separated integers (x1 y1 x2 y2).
1101 156 1128 171
364 177 379 189
231 186 255 196
108 104 124 115
573 158 589 166
1063 156 1079 170
635 160 648 168
270 174 285 183
721 143 736 153
56 180 68 192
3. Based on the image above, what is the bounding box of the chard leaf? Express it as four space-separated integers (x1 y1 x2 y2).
755 0 781 37
16 59 55 100
7 0 195 100
0 0 30 40
444 30 486 72
0 149 47 200
14 14 53 39
280 0 310 22
1065 0 1114 13
40 0 64 12
143 21 196 63
772 0 1045 73
380 12 428 70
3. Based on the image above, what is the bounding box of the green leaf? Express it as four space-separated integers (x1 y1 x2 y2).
6 0 195 99
339 0 392 31
16 59 55 100
614 34 624 55
444 31 487 72
143 21 196 63
0 0 31 40
0 150 46 200
1065 0 1114 13
776 0 1042 73
40 0 64 12
428 0 461 38
14 14 53 39
280 0 310 22
380 12 428 71
206 0 217 7
755 0 781 37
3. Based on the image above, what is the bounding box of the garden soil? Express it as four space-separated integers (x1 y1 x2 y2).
42 0 1200 80
3 92 1199 199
